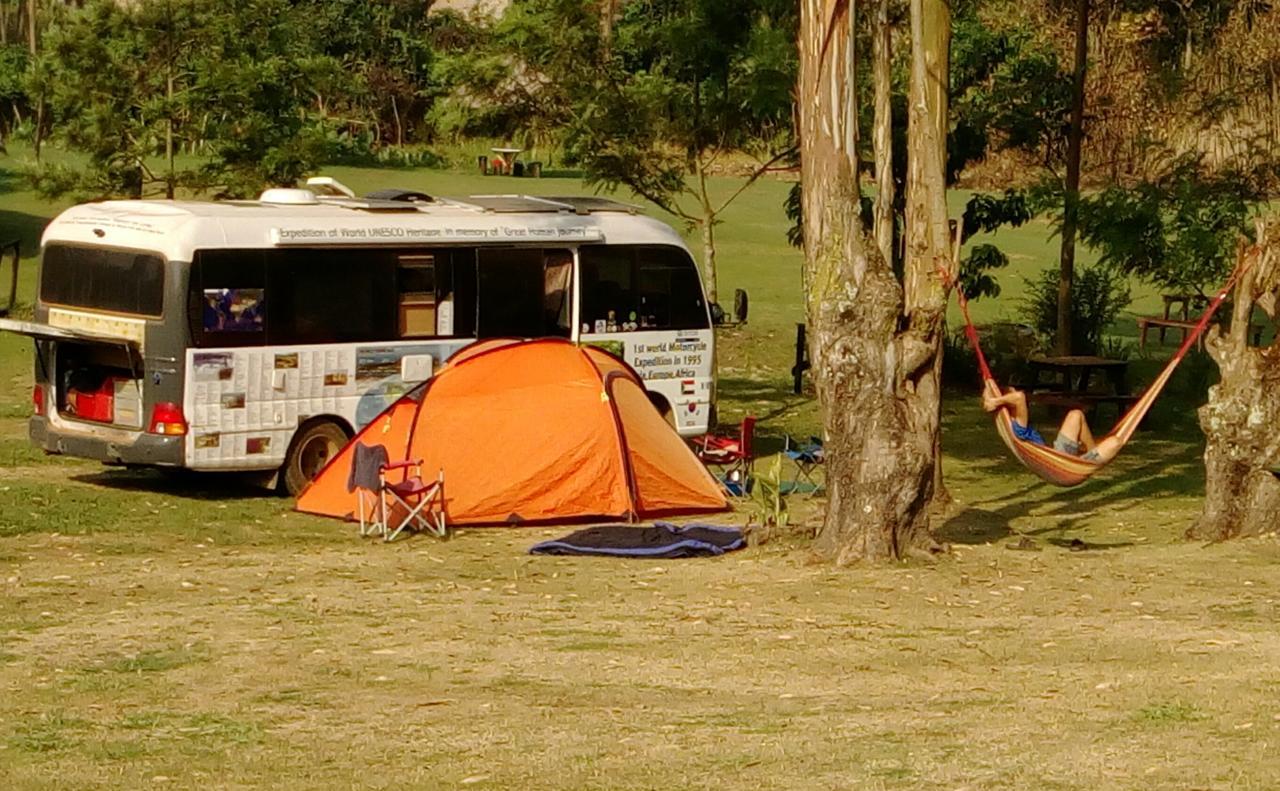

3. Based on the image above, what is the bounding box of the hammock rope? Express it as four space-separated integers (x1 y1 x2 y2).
942 259 1251 487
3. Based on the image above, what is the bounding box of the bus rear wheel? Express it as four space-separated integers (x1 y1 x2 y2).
282 420 350 496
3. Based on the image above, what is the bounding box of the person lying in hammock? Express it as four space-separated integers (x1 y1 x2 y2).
981 382 1122 463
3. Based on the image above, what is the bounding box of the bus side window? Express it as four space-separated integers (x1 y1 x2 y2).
268 249 396 345
190 250 267 348
476 248 546 339
397 254 437 338
578 246 636 333
394 250 480 339
451 249 478 338
543 250 573 338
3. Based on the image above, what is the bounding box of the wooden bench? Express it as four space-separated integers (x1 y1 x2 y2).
1028 391 1139 422
1137 316 1264 350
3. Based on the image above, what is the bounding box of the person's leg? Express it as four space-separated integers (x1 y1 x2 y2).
1090 435 1122 463
1075 412 1097 451
1008 389 1029 427
1057 409 1085 444
1057 409 1101 455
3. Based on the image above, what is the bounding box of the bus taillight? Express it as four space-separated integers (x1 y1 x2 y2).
32 385 44 416
148 402 188 436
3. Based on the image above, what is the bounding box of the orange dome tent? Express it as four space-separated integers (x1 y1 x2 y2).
295 338 728 526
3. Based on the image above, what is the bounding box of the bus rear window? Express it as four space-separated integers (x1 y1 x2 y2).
41 244 165 317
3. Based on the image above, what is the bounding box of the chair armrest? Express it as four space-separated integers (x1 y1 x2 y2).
381 459 422 472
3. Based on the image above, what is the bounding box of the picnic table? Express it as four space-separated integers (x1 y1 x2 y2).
1026 354 1130 394
1137 293 1265 350
1024 354 1136 421
490 147 522 174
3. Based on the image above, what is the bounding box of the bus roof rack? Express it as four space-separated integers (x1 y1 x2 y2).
543 196 640 215
447 195 640 215
458 195 577 213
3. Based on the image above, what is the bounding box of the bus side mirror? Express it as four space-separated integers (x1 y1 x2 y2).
0 240 18 318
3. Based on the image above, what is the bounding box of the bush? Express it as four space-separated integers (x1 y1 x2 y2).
1020 265 1132 355
942 321 1038 389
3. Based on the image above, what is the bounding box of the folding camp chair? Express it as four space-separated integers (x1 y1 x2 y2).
783 434 824 495
692 416 756 495
347 442 447 541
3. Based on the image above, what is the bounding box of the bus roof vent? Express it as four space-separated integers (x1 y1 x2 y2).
259 188 319 205
306 176 356 198
365 188 434 204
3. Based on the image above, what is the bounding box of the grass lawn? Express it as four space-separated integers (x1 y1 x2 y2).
2 151 1278 790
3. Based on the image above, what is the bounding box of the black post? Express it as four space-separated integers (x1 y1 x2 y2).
792 323 810 394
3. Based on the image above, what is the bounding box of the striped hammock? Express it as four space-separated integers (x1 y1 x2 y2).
946 263 1248 487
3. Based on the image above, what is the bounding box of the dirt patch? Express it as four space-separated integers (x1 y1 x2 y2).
3 522 1279 789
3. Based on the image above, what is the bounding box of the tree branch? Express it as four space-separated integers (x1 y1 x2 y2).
624 178 698 223
714 146 798 215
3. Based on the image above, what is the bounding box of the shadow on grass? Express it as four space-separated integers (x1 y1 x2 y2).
0 164 26 195
0 206 52 258
70 467 279 502
716 375 815 454
937 437 1204 546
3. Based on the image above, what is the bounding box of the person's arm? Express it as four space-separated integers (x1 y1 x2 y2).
982 386 1023 413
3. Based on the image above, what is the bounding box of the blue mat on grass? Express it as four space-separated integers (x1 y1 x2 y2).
529 522 745 558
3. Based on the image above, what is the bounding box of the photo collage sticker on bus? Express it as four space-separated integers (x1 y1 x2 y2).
203 288 264 333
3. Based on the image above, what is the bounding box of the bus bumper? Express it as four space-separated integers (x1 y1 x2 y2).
29 417 184 466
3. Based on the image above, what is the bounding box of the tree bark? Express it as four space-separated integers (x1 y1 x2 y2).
1057 0 1089 356
1192 227 1280 540
871 0 894 269
800 0 942 563
599 0 619 60
26 0 34 54
699 214 718 308
166 63 175 199
696 159 718 306
905 0 951 505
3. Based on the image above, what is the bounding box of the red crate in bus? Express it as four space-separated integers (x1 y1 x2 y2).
67 379 115 423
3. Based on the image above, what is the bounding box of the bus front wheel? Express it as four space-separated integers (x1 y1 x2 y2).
282 420 350 496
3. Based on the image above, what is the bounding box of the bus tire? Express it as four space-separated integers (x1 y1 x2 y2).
281 419 350 497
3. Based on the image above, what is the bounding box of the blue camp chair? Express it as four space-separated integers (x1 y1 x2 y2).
783 435 824 495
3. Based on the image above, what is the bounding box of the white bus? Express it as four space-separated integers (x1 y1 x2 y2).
0 179 715 494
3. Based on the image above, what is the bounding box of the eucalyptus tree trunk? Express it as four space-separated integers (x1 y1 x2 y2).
1057 0 1089 355
1192 226 1280 540
871 0 894 269
904 0 951 505
600 0 619 59
165 71 175 199
800 0 944 563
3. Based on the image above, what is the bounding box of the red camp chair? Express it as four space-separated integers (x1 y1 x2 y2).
692 416 756 495
347 442 447 541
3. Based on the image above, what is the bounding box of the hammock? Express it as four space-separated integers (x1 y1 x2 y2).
944 263 1249 487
